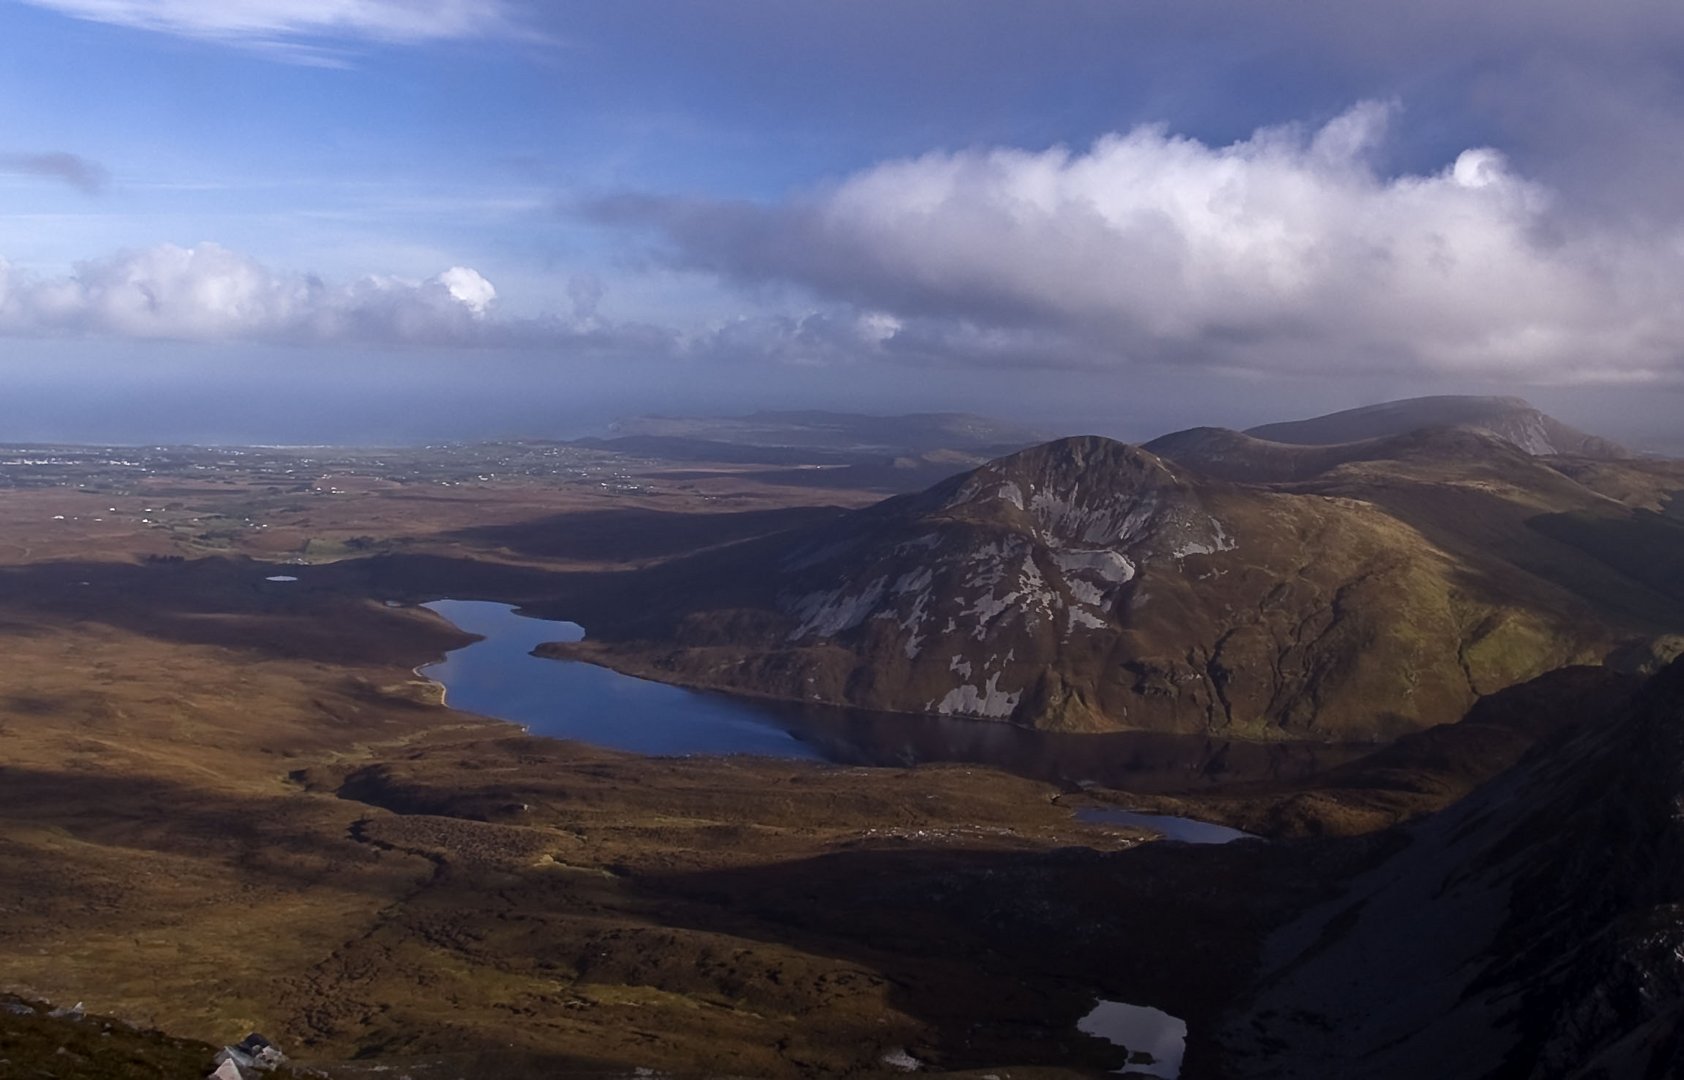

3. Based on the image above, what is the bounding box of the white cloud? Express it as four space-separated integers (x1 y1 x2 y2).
0 242 499 345
435 265 495 316
19 1 518 52
609 102 1684 384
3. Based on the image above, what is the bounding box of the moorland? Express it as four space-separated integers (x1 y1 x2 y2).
2 399 1682 1078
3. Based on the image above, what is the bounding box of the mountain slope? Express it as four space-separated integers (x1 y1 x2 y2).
1243 395 1629 458
1222 657 1684 1078
547 436 1642 739
1149 425 1684 633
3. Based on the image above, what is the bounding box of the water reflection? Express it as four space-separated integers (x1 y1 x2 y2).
780 705 1369 793
420 599 1372 790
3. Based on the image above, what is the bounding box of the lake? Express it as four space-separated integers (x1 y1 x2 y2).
419 599 825 758
417 598 1367 793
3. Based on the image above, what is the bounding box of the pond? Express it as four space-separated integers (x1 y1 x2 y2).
1079 1000 1187 1078
1074 807 1255 845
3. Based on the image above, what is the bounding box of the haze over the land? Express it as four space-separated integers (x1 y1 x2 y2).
4 1 1684 451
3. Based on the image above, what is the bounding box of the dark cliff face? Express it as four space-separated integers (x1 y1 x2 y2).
561 435 1630 739
1223 658 1684 1079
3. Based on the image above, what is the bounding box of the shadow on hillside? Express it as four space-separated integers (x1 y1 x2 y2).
1326 474 1684 630
0 764 430 899
1526 508 1684 607
628 837 1327 1078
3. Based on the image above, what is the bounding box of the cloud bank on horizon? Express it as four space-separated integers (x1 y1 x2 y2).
0 238 897 366
0 243 500 344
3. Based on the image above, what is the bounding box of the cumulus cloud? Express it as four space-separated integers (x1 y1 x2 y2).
19 0 518 56
0 242 506 345
0 152 108 194
601 101 1684 383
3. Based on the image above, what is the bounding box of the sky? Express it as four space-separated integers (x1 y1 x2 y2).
3 1 1684 447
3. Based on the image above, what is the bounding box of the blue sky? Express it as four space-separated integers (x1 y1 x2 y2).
3 1 1684 445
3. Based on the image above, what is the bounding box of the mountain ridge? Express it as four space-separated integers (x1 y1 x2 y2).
1242 394 1631 458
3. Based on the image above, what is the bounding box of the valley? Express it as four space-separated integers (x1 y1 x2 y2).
1 399 1682 1078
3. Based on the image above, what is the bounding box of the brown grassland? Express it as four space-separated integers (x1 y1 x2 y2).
0 453 1313 1079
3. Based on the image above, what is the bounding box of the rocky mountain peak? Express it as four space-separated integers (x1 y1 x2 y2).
933 436 1223 554
724 436 1245 727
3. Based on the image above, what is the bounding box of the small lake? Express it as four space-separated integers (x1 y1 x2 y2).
1079 1000 1187 1078
417 599 1371 793
1075 808 1254 845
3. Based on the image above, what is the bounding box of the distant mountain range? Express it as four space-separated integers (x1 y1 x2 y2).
543 397 1684 742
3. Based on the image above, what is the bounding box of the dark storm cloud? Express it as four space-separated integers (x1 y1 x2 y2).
0 151 108 194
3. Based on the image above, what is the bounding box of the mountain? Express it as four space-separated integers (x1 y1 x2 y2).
599 410 1046 456
545 432 1684 740
1241 394 1631 458
1222 656 1684 1078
